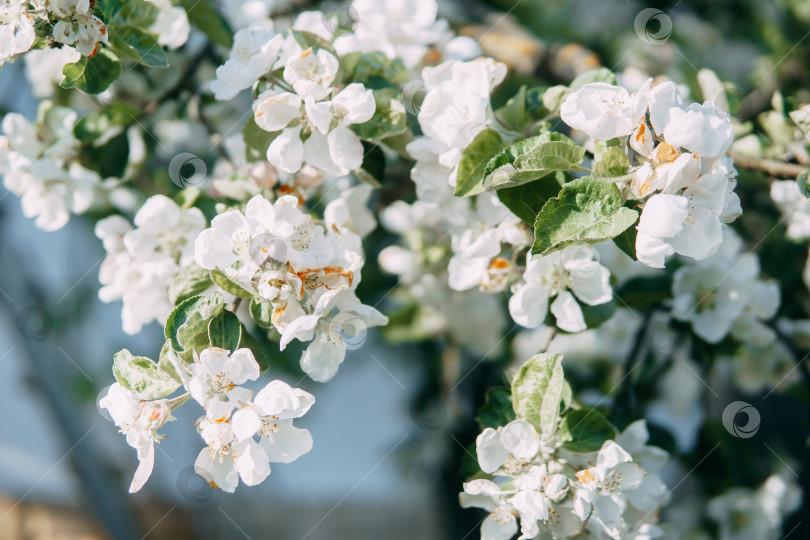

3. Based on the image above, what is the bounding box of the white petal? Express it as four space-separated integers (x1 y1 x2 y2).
267 125 304 173
260 421 313 463
232 407 262 440
551 290 587 333
128 444 155 493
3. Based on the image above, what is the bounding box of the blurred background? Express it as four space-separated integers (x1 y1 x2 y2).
2 0 810 538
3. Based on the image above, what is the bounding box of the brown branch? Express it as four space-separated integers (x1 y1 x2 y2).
729 151 807 178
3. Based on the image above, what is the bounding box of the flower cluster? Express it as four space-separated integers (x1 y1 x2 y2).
100 346 314 493
0 101 100 230
462 420 669 539
561 79 741 268
96 194 206 335
194 192 386 382
189 348 313 492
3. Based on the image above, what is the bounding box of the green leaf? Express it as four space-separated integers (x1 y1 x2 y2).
511 353 565 440
177 0 233 48
74 102 138 142
113 349 180 400
558 408 616 453
208 310 242 351
570 68 617 91
100 0 159 27
592 147 630 180
532 177 639 256
482 132 585 191
82 130 129 178
355 142 385 187
341 52 408 86
580 299 617 330
61 50 122 95
243 115 276 163
454 129 505 196
210 269 254 299
157 339 183 381
496 86 527 132
477 387 516 430
238 326 269 372
249 298 274 329
613 224 638 260
497 170 567 225
168 263 213 305
165 292 225 352
541 85 570 114
525 86 551 120
109 26 168 67
615 275 672 309
292 30 336 55
350 88 408 141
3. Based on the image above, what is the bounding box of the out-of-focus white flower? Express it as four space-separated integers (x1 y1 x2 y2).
708 473 801 540
770 180 810 241
0 106 103 231
671 227 779 344
333 0 450 68
145 0 190 49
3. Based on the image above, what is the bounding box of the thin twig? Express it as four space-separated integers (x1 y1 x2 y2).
729 151 807 178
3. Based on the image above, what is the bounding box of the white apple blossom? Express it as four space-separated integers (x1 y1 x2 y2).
99 383 175 493
97 195 206 334
509 246 612 333
188 347 260 420
770 179 810 240
0 0 35 64
145 0 190 50
419 58 507 152
462 418 669 539
210 23 286 101
195 194 386 381
283 47 339 100
561 82 648 141
671 227 779 344
707 473 801 540
0 105 102 231
332 0 451 68
231 379 314 463
254 82 375 175
194 417 271 492
48 0 108 57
